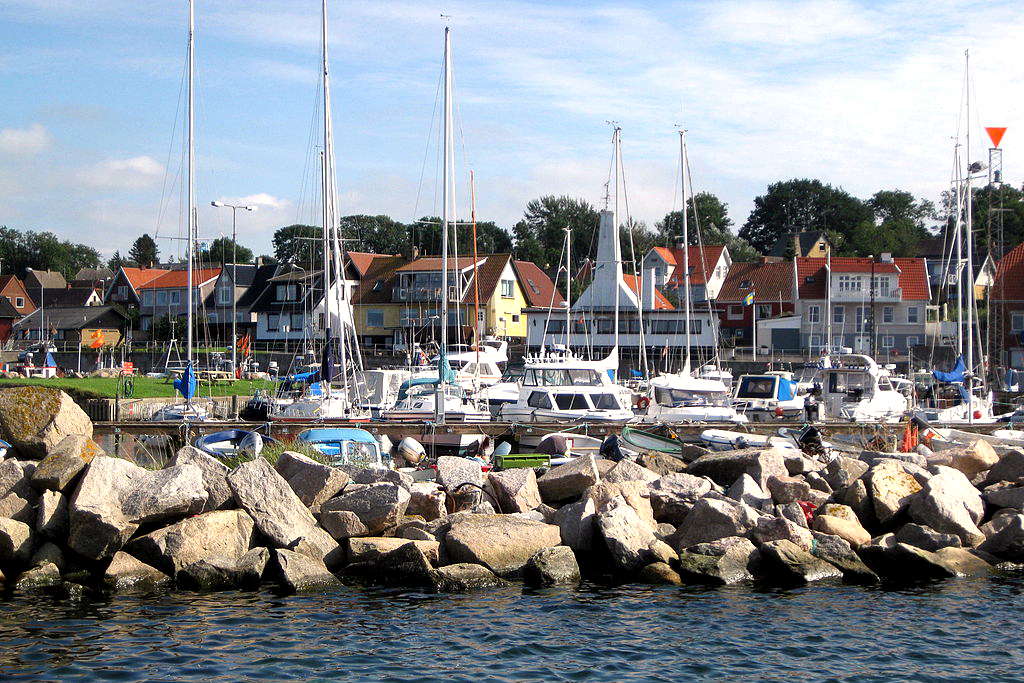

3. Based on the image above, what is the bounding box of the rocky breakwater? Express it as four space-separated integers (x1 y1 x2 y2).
0 386 1022 595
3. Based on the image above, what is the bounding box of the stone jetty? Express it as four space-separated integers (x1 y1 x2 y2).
1 386 1022 595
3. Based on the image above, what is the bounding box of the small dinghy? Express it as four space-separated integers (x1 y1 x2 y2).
194 429 280 459
700 428 798 451
296 428 387 468
620 425 691 458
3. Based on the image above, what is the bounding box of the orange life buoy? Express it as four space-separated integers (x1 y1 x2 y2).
635 396 650 410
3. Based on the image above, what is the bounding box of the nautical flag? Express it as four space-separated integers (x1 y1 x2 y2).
174 362 197 400
743 291 756 306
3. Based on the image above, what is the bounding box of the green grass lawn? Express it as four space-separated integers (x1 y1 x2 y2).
0 376 275 400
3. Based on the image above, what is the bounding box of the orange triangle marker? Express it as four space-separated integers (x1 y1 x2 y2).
986 127 1007 148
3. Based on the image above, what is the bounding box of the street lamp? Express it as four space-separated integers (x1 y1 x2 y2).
211 201 256 374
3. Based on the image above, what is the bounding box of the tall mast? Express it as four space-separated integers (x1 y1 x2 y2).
964 49 977 421
612 126 621 359
435 25 453 424
679 130 692 374
185 0 194 370
565 225 571 348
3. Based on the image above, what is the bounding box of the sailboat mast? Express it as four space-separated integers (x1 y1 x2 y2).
565 225 571 348
679 130 692 373
612 126 621 358
185 0 194 369
435 25 453 424
964 49 977 420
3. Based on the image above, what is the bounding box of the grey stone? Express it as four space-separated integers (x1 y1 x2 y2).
275 450 350 510
30 541 63 569
586 481 656 531
868 460 922 525
176 548 269 591
603 459 659 484
638 447 703 475
981 509 1020 538
784 452 824 476
0 492 32 523
271 548 341 592
36 489 68 539
536 455 600 503
776 502 809 528
686 447 788 490
227 457 321 549
29 434 90 491
805 471 833 494
843 478 876 527
941 439 999 479
811 514 871 547
597 496 659 573
860 450 927 468
430 562 507 591
126 509 257 575
758 539 843 584
751 514 814 551
523 546 581 586
895 523 962 552
726 473 772 511
103 551 171 591
15 562 61 590
908 467 984 546
978 514 1024 562
445 514 561 576
637 562 683 585
983 450 1024 485
0 386 93 459
347 537 440 565
488 467 542 513
120 463 208 525
553 497 597 553
668 497 761 550
67 455 143 560
766 474 812 504
319 510 370 540
407 482 446 521
808 532 878 583
321 482 410 535
647 472 715 524
0 518 32 565
676 536 760 584
983 484 1024 510
167 446 233 512
0 459 32 499
338 466 412 490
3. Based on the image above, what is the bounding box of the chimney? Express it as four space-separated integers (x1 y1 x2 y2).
792 232 801 257
642 267 656 311
880 252 893 263
256 256 264 267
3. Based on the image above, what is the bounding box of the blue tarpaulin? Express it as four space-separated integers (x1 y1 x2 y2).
777 378 796 401
933 356 966 384
174 362 197 400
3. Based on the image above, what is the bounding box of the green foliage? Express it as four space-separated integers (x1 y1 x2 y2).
340 214 410 255
273 224 321 265
740 179 873 254
219 440 328 469
0 375 274 399
128 233 159 267
201 236 254 264
655 192 760 262
0 226 101 279
107 250 127 272
969 183 1024 254
412 216 513 256
511 196 599 269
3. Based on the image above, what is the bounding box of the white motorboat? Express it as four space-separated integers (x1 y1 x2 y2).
700 428 798 451
381 378 490 423
732 371 805 422
639 372 748 424
818 354 908 422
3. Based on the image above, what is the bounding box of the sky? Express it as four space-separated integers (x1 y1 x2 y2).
1 0 1022 262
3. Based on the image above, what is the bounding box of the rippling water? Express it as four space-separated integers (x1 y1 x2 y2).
2 577 1023 681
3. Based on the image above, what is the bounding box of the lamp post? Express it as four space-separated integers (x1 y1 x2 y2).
211 201 256 373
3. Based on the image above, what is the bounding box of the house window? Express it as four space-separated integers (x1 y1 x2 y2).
807 305 820 324
170 291 180 305
810 334 821 348
142 291 154 306
907 306 920 324
876 276 891 296
14 297 24 308
208 313 218 323
500 279 514 298
883 306 894 324
218 287 231 305
156 291 167 306
512 314 520 323
366 309 384 327
837 274 861 292
740 279 752 289
728 305 743 320
756 304 771 319
855 306 867 332
1012 313 1024 332
267 314 280 331
907 336 920 347
290 313 304 331
689 319 703 335
833 306 845 324
882 335 895 348
141 317 151 331
276 284 298 301
117 285 129 299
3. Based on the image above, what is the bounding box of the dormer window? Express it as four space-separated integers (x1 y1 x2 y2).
740 279 752 289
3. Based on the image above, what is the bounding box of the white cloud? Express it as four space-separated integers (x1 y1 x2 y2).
0 123 51 155
77 155 163 189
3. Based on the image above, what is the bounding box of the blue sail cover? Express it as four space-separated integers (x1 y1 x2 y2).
436 347 456 385
933 356 966 384
174 362 197 400
44 352 57 367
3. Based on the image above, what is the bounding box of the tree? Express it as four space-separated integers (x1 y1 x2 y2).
739 179 872 254
512 220 544 263
656 192 760 262
201 236 254 264
128 233 159 266
620 218 657 264
970 183 1024 254
843 190 935 257
0 226 100 279
412 216 513 256
107 250 127 271
340 214 409 255
272 224 321 265
513 196 600 270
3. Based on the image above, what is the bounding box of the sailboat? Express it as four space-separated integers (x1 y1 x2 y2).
152 0 207 422
277 0 371 422
638 129 745 424
382 25 489 425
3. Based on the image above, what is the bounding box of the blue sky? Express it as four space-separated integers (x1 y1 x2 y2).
1 0 1021 260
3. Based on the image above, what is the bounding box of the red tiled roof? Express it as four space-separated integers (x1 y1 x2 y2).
347 251 396 277
662 245 726 286
512 260 564 308
139 268 221 289
652 246 676 265
994 243 1024 301
624 273 673 310
121 267 170 289
795 257 929 300
718 261 793 303
394 257 483 272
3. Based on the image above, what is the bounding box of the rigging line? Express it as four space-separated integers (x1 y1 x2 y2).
616 135 647 377
412 55 445 245
684 144 719 367
295 78 324 225
154 50 188 242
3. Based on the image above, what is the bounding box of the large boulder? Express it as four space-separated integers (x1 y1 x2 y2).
523 546 581 587
103 551 171 591
126 509 257 575
320 482 410 535
434 456 484 509
586 481 656 531
604 459 659 484
668 497 761 550
894 523 962 552
407 482 446 521
725 473 772 511
488 468 542 513
758 539 843 584
908 467 985 546
647 472 715 524
944 439 999 480
176 547 268 591
0 492 32 523
983 450 1024 485
811 514 871 547
751 514 814 551
637 562 683 585
983 484 1024 511
686 447 788 490
30 434 98 491
271 548 340 592
867 460 922 525
319 510 370 540
0 387 93 459
36 489 68 539
536 455 600 503
275 450 350 510
766 475 812 505
676 536 760 584
67 456 144 560
978 514 1024 562
553 497 597 553
347 537 440 565
227 457 323 549
638 447 702 476
807 532 878 583
0 518 32 565
166 446 233 512
430 562 507 591
0 459 32 500
444 514 561 576
338 466 412 490
120 463 208 525
597 496 660 573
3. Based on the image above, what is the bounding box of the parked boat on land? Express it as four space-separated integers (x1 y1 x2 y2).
194 429 280 459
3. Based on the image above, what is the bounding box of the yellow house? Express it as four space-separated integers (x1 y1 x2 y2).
351 253 562 349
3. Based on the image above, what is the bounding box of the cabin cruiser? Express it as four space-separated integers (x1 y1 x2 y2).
296 428 387 467
638 373 748 423
381 377 490 422
732 371 805 422
498 350 633 423
817 354 907 422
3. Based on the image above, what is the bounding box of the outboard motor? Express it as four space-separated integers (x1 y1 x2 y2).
599 434 625 463
397 436 426 465
238 431 264 455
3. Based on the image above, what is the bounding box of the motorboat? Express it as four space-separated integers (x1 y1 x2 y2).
150 401 209 422
700 428 799 451
732 371 805 422
620 425 702 462
498 350 633 424
638 372 748 423
194 429 280 459
475 379 521 417
380 377 490 423
817 354 908 422
696 364 734 391
296 428 388 468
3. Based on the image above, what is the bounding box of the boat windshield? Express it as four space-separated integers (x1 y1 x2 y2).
344 441 382 467
655 387 728 407
524 368 602 387
590 393 621 410
554 393 590 410
827 371 874 399
736 376 776 399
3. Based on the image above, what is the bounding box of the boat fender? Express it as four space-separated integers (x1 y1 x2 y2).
774 406 784 418
635 396 650 410
397 437 426 465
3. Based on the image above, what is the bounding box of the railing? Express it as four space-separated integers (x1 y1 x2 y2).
831 287 903 302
